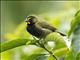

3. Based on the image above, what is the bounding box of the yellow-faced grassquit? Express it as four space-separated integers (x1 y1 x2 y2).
25 15 66 39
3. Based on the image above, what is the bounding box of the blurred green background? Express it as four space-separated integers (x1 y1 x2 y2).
1 1 80 60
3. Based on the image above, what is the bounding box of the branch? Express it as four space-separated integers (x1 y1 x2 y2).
36 40 58 60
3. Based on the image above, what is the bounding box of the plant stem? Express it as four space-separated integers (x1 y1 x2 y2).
37 40 58 60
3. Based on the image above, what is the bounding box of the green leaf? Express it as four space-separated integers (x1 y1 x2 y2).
0 39 32 53
44 32 69 60
48 55 56 60
68 10 80 38
76 52 80 60
28 54 48 60
65 10 80 60
65 50 74 60
54 47 69 57
48 48 69 60
45 32 67 50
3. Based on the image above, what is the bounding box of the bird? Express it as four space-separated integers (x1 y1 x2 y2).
25 15 66 60
25 15 66 39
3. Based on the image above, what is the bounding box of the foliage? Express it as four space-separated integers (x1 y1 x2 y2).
1 1 80 60
65 9 80 60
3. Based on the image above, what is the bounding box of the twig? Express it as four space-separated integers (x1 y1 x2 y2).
36 40 58 60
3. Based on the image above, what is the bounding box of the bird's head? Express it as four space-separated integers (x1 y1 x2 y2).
25 16 38 25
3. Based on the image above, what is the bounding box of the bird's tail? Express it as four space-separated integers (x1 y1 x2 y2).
56 30 66 36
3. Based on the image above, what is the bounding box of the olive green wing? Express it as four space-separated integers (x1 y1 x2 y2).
37 21 57 32
37 21 66 36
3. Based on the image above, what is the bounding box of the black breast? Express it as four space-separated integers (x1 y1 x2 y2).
27 24 52 39
27 25 43 38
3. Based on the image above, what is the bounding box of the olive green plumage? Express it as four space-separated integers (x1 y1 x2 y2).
25 15 66 39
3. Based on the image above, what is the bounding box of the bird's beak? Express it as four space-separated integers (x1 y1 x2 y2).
25 19 30 24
